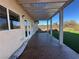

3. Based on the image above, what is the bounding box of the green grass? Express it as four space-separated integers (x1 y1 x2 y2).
53 30 79 53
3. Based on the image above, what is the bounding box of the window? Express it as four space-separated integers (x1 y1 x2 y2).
0 5 8 30
9 10 20 29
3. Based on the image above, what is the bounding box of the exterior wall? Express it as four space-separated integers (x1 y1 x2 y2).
0 0 38 59
29 22 38 39
26 23 38 40
0 29 25 59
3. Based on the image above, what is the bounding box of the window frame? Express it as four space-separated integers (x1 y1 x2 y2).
9 10 20 29
0 5 21 31
0 5 9 31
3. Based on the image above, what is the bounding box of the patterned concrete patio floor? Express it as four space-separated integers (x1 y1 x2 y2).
19 32 79 59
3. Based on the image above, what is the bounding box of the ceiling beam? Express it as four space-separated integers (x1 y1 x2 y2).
23 7 60 10
18 0 68 4
29 12 55 14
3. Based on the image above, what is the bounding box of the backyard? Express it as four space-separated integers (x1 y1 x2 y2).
53 29 79 53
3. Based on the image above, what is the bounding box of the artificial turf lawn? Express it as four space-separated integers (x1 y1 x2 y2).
53 30 79 53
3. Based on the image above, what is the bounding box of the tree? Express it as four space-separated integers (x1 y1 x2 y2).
64 20 77 28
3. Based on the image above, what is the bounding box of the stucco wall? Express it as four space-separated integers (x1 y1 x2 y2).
0 24 38 59
0 29 25 59
0 0 38 59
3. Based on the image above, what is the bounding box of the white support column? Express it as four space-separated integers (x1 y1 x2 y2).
47 19 49 32
7 8 11 30
59 8 63 45
50 18 52 35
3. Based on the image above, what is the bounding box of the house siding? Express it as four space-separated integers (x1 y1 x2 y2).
0 0 38 59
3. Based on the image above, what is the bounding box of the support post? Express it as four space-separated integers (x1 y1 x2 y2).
59 8 63 45
7 8 11 30
47 19 49 32
50 18 52 35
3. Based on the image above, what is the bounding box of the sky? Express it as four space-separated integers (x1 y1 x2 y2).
39 0 79 25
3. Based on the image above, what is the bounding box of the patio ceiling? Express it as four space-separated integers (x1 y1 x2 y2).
17 0 73 20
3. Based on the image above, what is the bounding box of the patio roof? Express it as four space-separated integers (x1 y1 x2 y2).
17 0 73 20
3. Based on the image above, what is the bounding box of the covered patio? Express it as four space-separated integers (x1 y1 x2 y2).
17 0 73 44
17 0 79 59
